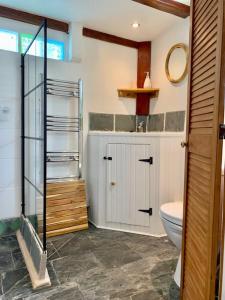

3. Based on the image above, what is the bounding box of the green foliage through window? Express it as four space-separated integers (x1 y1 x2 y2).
20 33 65 60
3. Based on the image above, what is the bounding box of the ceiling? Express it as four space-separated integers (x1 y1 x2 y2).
0 0 190 41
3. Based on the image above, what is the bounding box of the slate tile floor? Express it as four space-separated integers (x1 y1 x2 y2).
0 225 180 300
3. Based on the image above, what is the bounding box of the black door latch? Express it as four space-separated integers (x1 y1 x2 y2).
139 157 153 164
103 156 112 160
219 124 225 139
138 208 153 216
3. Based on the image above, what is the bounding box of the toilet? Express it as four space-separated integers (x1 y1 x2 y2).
160 201 183 287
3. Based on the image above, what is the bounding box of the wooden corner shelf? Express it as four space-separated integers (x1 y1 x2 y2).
117 88 159 98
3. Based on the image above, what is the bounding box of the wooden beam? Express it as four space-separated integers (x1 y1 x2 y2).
132 0 190 18
83 27 139 49
136 42 151 115
0 5 69 33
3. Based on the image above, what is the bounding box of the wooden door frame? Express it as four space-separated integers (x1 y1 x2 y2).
219 174 225 298
181 0 225 298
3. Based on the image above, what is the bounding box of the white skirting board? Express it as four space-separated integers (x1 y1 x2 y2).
16 230 51 290
89 220 166 238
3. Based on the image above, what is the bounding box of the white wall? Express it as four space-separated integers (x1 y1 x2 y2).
0 51 21 219
82 37 137 115
151 18 190 114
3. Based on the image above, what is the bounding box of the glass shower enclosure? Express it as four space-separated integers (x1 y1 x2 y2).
21 20 47 251
19 20 50 288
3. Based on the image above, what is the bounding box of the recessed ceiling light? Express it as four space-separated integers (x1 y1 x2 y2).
132 22 140 29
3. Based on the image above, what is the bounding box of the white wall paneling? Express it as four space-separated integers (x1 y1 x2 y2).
87 132 185 236
106 143 152 227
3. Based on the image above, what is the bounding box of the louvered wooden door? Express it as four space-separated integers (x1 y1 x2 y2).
181 0 225 299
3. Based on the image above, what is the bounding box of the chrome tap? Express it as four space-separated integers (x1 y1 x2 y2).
137 121 145 132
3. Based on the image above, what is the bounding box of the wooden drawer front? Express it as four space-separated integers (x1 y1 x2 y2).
46 180 88 237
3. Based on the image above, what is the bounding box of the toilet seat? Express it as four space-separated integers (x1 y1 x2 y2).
160 202 183 227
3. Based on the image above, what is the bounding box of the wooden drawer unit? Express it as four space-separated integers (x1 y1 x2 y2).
46 180 88 237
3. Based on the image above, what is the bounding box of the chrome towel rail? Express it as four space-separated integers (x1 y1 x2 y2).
46 78 83 180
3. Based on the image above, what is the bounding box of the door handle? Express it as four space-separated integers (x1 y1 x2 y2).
103 156 112 160
139 157 153 164
219 124 225 139
181 141 188 148
138 208 153 216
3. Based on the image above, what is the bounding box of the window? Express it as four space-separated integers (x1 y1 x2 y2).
47 39 65 61
0 29 18 52
20 33 65 61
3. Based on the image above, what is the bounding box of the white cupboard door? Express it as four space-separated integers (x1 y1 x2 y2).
106 143 152 227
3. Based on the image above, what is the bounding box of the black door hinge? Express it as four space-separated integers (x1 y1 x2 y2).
219 124 225 139
138 208 153 216
103 156 112 160
139 157 153 164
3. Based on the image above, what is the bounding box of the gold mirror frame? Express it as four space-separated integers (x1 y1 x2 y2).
165 43 189 84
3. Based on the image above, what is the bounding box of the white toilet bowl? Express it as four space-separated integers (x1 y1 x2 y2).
160 202 183 287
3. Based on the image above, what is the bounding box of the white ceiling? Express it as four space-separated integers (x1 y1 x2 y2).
0 0 190 41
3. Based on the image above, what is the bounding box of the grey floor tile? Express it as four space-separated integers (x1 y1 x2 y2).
47 287 84 300
47 242 60 261
50 235 74 253
0 275 3 296
168 280 180 300
22 282 80 300
77 267 138 300
89 230 130 249
0 236 19 253
0 252 14 273
56 234 96 257
52 252 101 284
132 289 164 300
2 262 59 300
0 227 180 300
92 242 142 269
12 249 26 270
47 233 75 243
124 235 178 260
2 267 29 297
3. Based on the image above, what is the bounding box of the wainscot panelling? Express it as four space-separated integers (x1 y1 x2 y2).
87 132 185 236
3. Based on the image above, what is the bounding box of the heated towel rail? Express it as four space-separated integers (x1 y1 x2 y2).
46 78 83 181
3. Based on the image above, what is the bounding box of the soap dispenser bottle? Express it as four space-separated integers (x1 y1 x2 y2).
143 72 151 88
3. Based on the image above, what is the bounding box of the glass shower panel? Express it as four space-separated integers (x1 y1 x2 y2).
22 22 47 250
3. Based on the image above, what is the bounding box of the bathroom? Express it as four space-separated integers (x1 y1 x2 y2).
0 0 225 299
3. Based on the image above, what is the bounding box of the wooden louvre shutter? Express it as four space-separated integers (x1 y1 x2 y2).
181 0 225 299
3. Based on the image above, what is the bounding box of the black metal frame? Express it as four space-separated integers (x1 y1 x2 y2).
21 19 47 251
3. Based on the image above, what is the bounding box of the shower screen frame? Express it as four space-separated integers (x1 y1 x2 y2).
21 19 47 251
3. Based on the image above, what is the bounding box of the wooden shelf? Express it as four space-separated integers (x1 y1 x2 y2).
118 88 159 98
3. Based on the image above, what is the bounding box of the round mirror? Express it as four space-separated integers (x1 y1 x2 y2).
165 43 188 84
